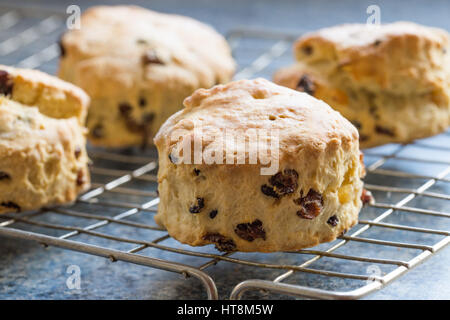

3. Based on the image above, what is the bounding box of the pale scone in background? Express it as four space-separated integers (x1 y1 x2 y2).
274 22 450 148
59 5 236 148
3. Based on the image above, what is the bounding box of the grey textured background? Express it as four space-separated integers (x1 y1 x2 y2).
0 0 449 300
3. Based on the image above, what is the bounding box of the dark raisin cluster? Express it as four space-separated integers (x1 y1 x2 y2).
261 184 279 198
139 97 147 107
117 102 156 149
141 49 164 65
296 75 315 96
294 189 324 219
302 45 313 55
327 215 339 227
119 103 133 117
189 197 205 214
76 170 85 186
202 233 236 252
351 120 362 130
375 125 395 137
1 201 20 212
234 219 266 242
209 209 218 219
261 169 299 199
350 120 371 142
359 134 369 142
0 70 13 96
0 171 11 180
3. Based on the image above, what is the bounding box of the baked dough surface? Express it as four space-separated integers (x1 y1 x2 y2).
154 79 364 252
275 22 450 148
59 5 235 147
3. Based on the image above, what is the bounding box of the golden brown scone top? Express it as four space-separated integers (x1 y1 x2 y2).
294 22 450 94
0 65 89 124
59 5 236 91
155 78 359 165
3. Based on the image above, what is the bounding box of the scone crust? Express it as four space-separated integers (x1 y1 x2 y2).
155 79 364 252
0 98 90 213
0 64 89 124
59 5 235 147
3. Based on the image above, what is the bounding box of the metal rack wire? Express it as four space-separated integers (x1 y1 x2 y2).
0 4 449 300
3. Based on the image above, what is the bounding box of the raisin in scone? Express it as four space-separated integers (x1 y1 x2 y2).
274 22 450 148
58 5 235 148
154 78 364 252
0 66 90 214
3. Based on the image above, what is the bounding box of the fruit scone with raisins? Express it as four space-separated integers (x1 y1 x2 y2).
274 22 450 148
58 5 235 148
154 78 365 252
0 65 90 214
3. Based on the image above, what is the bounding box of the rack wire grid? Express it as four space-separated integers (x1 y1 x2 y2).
0 4 449 300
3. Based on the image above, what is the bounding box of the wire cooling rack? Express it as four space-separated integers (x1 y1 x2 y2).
0 4 449 300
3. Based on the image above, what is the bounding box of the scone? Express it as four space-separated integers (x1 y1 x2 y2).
154 78 364 252
58 5 236 148
274 22 450 148
0 66 90 214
